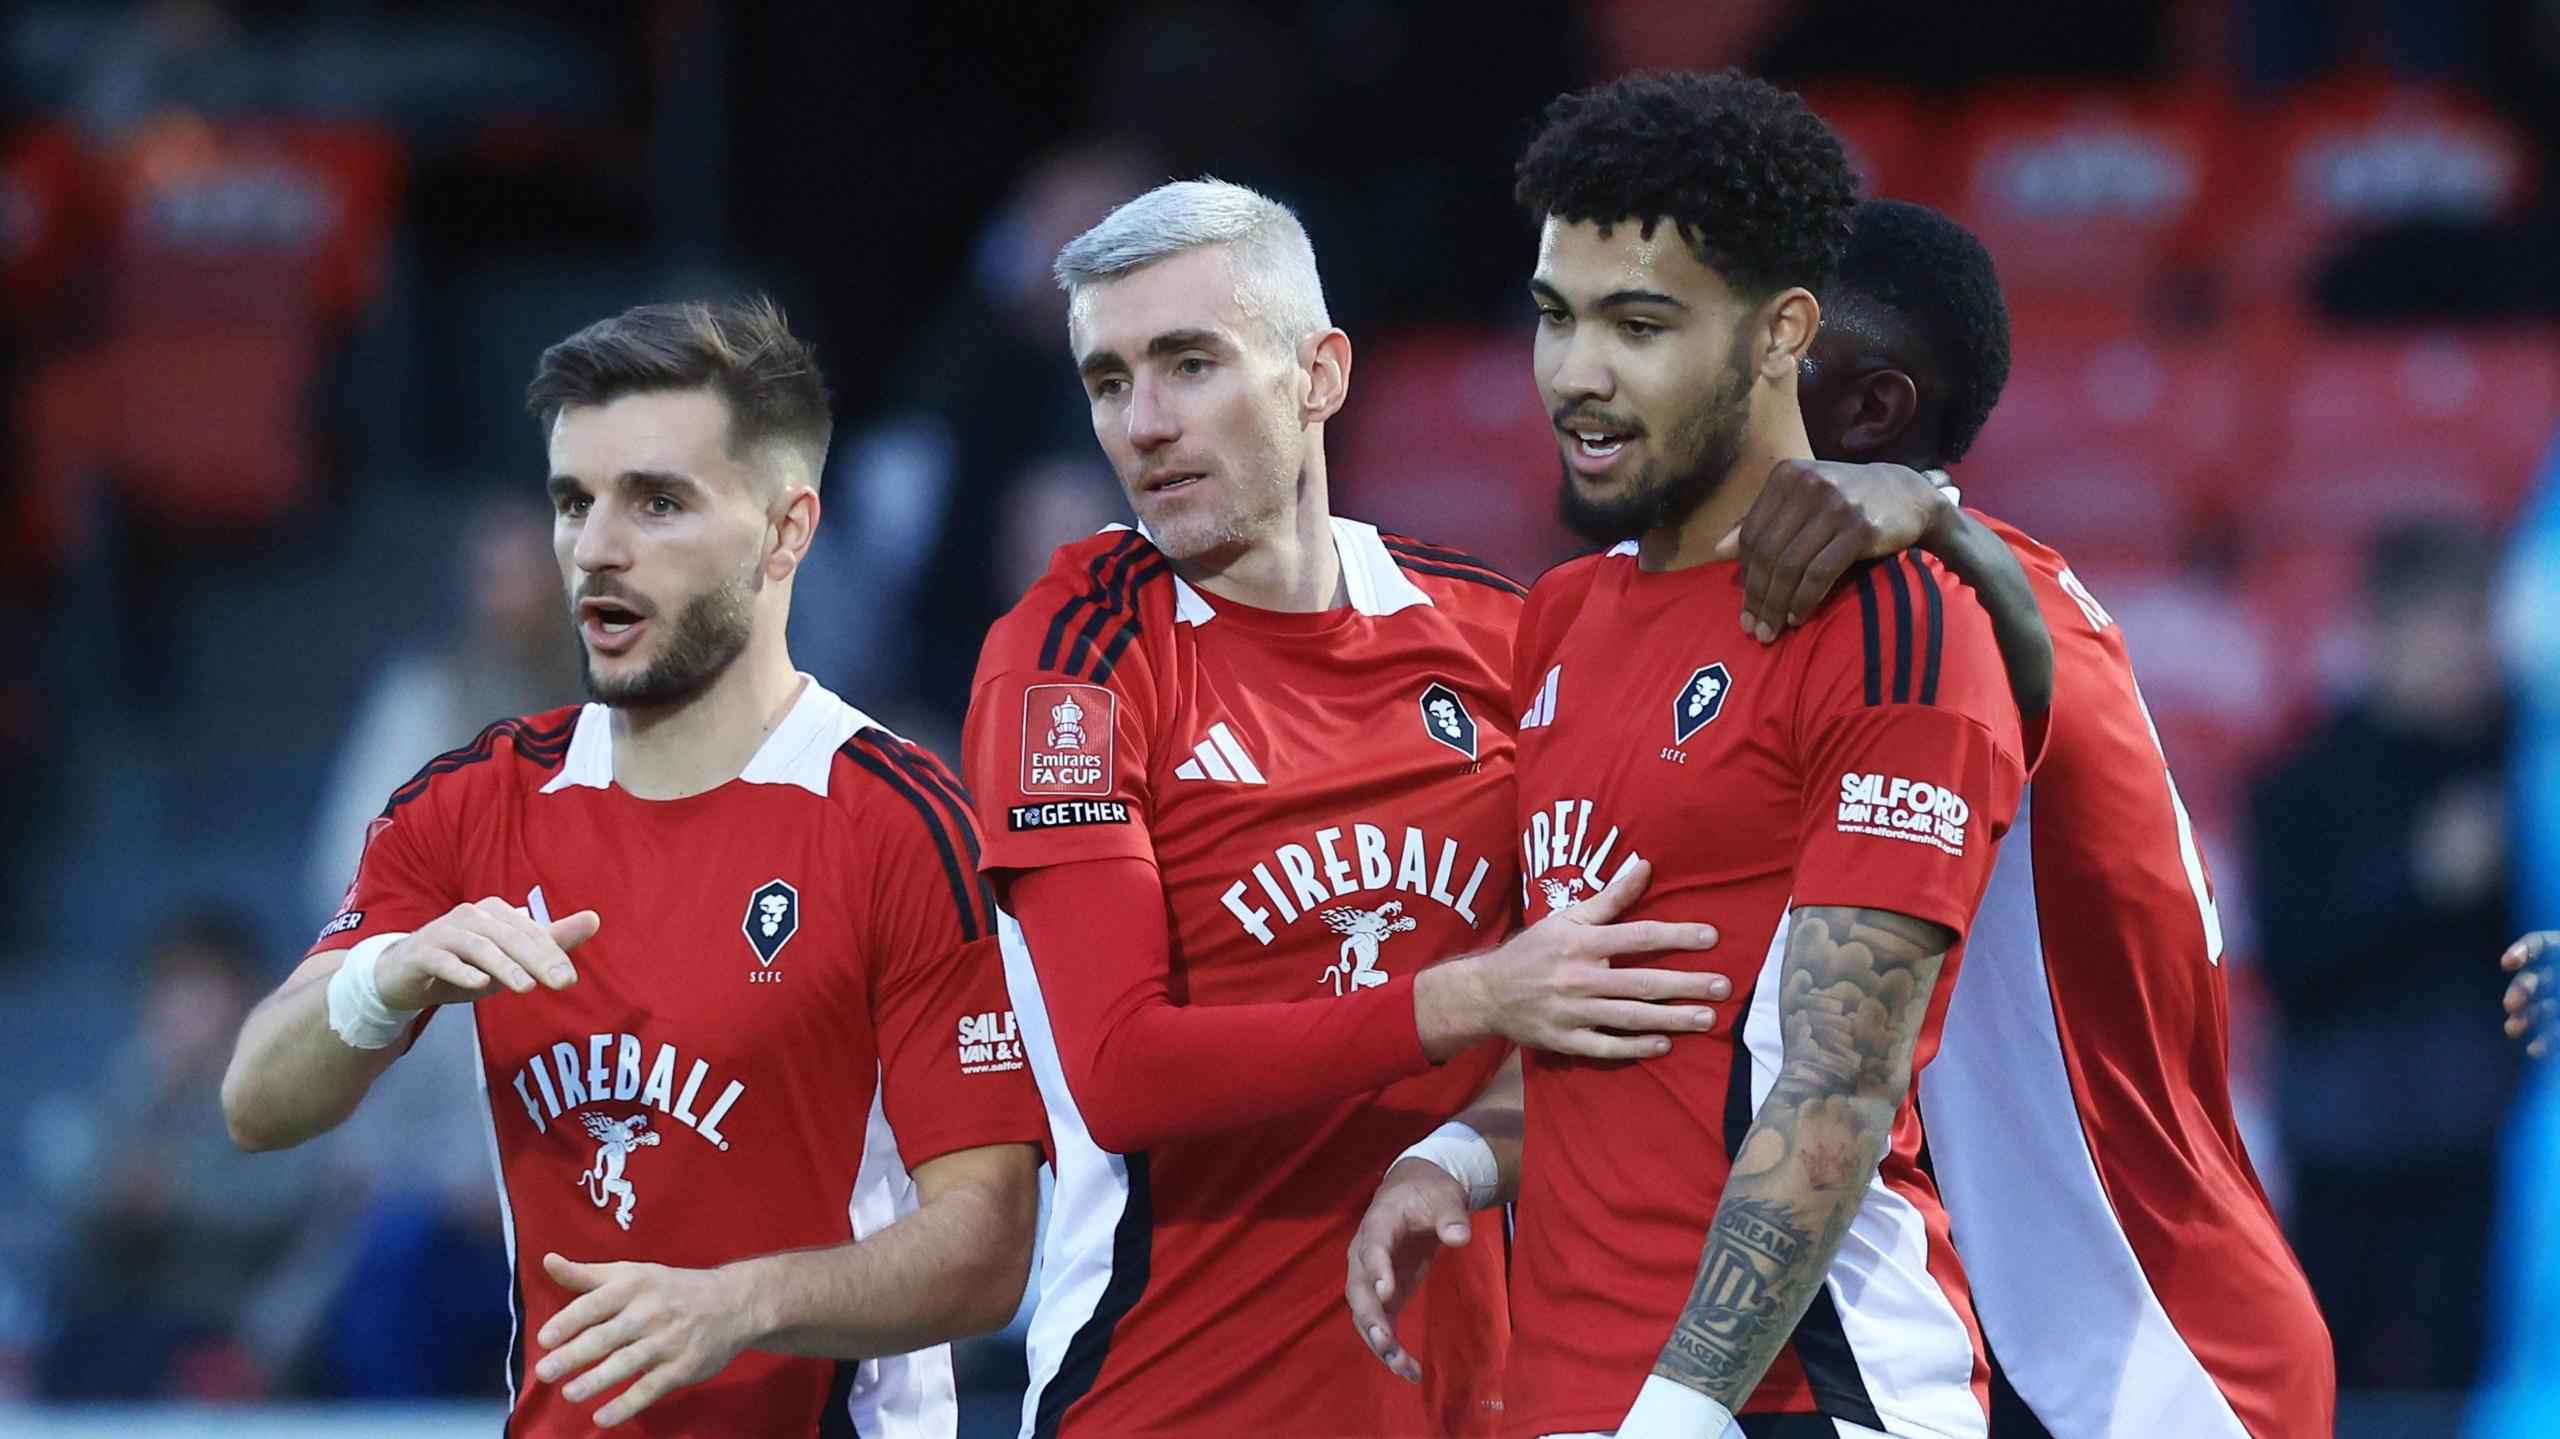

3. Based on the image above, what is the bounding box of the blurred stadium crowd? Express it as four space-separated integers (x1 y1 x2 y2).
2 0 2558 1433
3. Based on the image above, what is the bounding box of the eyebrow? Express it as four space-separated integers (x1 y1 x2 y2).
546 469 709 502
1529 278 1693 314
1076 327 1236 380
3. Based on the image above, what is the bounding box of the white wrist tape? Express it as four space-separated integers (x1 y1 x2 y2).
1395 1120 1501 1211
1613 1376 1742 1439
327 931 420 1050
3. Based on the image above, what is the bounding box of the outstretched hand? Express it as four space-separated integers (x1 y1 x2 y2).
2504 932 2556 1059
535 1251 753 1428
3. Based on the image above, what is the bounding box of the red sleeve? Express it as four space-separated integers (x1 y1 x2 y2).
964 665 1155 872
864 771 1053 1168
1787 554 2028 936
1010 858 1434 1154
304 798 461 959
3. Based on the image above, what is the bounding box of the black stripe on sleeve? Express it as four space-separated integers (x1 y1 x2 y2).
838 740 983 943
1383 541 1529 597
1089 558 1169 683
1915 555 1946 706
1063 537 1156 677
1853 569 1884 708
386 713 575 814
855 731 998 936
1885 554 1917 704
1032 1153 1153 1439
1039 532 1146 672
1792 1288 1888 1429
816 1360 859 1437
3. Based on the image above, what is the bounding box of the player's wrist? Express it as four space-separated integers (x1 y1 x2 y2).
1394 1121 1500 1210
327 932 420 1049
1616 1375 1743 1439
1412 961 1495 1061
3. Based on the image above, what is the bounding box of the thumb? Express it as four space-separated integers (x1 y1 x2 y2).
543 1252 605 1291
1571 857 1651 925
549 910 602 949
1713 524 1741 560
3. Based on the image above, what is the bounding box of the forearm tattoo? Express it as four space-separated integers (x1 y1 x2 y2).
1652 905 1952 1407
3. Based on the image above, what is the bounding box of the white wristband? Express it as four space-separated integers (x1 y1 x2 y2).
1395 1121 1501 1211
1613 1376 1742 1439
327 931 420 1050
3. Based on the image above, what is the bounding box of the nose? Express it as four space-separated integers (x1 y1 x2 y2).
1124 376 1180 452
1548 329 1614 409
571 501 633 576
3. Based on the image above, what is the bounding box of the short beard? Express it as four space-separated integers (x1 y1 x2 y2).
1556 326 1758 547
580 567 759 711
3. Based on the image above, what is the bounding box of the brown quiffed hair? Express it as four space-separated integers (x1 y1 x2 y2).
526 295 833 481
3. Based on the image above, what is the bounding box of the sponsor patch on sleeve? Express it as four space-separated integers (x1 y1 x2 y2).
957 1009 1028 1074
1835 772 1971 856
1008 800 1132 832
317 909 365 942
1021 683 1114 796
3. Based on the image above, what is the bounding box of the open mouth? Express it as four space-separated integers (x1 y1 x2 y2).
1144 472 1207 494
577 597 652 653
1570 430 1628 460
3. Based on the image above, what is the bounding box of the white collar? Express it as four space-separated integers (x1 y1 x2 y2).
1116 517 1435 626
540 674 878 797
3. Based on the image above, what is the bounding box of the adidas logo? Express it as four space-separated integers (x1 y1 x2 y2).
1173 723 1267 785
1519 665 1561 730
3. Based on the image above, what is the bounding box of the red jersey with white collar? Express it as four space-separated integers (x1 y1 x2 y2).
1505 546 2026 1439
308 680 1048 1439
963 521 1522 1439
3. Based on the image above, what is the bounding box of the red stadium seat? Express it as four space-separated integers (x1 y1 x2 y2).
1330 326 1571 581
1790 83 1940 206
1941 85 2235 319
1956 308 2259 566
2247 325 2560 536
2217 76 2537 311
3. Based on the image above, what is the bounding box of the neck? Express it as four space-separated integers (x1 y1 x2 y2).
1637 385 1816 573
607 630 804 800
1178 436 1346 612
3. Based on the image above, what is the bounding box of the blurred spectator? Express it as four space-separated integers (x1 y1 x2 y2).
2250 517 2519 1389
37 909 327 1398
303 488 576 924
2470 432 2560 1436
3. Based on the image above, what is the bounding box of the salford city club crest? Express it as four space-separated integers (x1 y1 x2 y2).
1674 663 1732 744
743 878 799 965
1419 682 1478 759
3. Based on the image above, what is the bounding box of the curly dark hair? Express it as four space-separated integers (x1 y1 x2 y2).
1514 69 1857 300
1833 198 2012 463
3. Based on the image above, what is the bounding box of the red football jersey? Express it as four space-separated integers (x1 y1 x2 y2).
1505 546 2026 1439
308 680 1049 1439
1918 515 2334 1438
963 521 1520 1439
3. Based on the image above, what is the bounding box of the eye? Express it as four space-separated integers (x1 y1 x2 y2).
1173 354 1212 377
644 493 679 516
1535 306 1569 329
1618 318 1662 339
1092 375 1129 400
558 494 591 518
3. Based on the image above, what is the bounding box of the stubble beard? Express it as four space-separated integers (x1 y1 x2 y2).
1556 328 1759 547
579 563 761 712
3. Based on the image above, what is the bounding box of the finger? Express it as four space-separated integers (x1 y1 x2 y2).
544 1251 606 1293
595 1363 683 1428
2508 976 2535 1012
1419 1184 1473 1242
2532 1036 2550 1060
1582 961 1729 1003
449 928 538 994
563 1333 658 1406
551 909 603 952
479 903 579 987
1739 486 1819 638
1581 920 1721 959
1348 1245 1396 1330
420 950 493 995
539 1312 641 1386
1547 1029 1675 1061
1572 999 1719 1035
1787 530 1872 628
1567 858 1652 925
1752 496 1843 638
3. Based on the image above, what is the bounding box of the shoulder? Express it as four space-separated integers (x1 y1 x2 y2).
977 529 1178 687
827 726 999 936
1375 531 1529 605
1797 551 2006 712
383 706 581 817
1515 548 1615 649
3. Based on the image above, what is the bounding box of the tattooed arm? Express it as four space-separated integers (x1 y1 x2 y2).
1620 904 1953 1436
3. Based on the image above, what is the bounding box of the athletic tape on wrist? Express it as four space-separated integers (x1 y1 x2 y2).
1395 1120 1501 1211
1613 1375 1742 1439
327 931 420 1050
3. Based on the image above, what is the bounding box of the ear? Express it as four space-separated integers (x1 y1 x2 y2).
1299 328 1353 425
1761 288 1822 380
765 482 821 583
1840 369 1921 457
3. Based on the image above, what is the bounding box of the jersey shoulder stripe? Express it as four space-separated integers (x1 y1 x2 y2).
837 731 994 942
1039 531 1171 683
382 710 576 815
851 728 999 936
1380 534 1529 597
1074 549 1172 684
1847 556 1949 708
1037 530 1147 673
